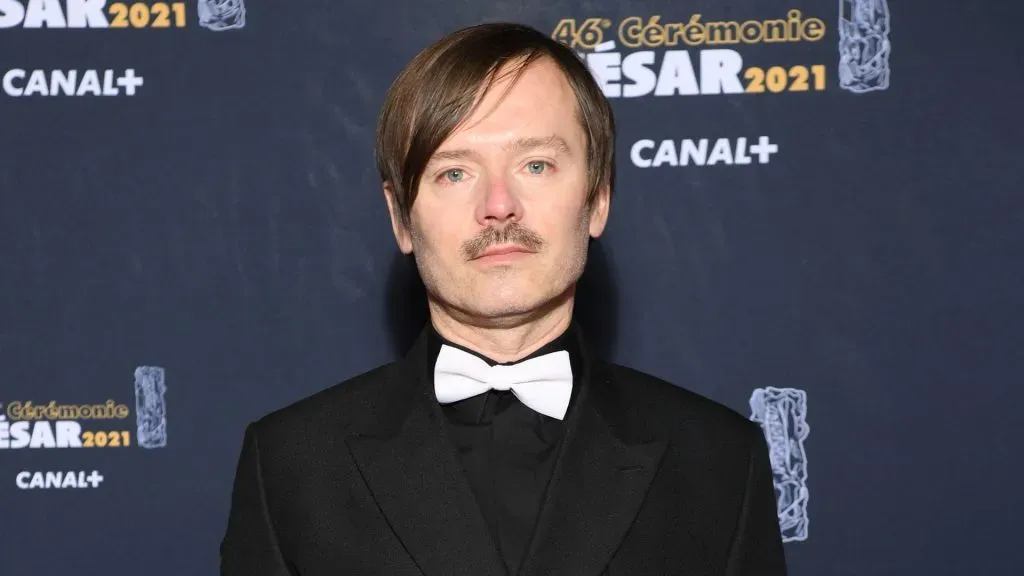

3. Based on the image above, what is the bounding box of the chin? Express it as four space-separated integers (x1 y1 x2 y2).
453 287 541 319
471 283 571 319
469 295 537 318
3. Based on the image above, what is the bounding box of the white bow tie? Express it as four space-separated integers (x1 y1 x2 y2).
433 344 573 420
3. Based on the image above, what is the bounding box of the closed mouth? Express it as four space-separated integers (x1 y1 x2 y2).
474 245 535 259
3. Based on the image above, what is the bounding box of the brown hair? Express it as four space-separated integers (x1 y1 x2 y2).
375 22 616 227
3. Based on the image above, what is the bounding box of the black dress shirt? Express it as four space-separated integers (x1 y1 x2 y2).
426 324 583 575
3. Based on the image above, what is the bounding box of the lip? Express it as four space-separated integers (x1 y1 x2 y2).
474 245 535 260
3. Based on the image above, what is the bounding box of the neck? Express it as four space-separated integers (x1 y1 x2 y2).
428 290 575 364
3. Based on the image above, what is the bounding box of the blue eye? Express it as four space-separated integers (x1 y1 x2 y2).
444 169 465 183
526 161 547 174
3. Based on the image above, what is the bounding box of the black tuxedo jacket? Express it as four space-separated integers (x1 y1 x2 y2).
221 327 787 575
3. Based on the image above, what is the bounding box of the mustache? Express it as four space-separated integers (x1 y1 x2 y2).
461 222 545 260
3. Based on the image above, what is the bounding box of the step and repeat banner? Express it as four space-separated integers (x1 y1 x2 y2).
2 0 1021 574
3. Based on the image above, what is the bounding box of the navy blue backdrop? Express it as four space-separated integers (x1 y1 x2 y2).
2 0 1022 574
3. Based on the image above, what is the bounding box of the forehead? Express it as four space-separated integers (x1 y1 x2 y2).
441 58 583 149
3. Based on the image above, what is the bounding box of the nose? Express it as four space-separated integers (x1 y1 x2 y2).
476 172 521 226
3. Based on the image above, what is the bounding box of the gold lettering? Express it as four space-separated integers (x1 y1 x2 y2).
682 14 704 45
641 16 665 47
577 18 606 50
610 9 826 48
705 21 740 45
740 21 763 43
787 9 802 39
762 19 787 42
6 400 131 420
802 18 826 41
618 16 644 49
551 18 577 47
663 22 684 46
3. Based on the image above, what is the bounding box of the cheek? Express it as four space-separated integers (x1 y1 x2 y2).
534 211 590 260
550 196 592 234
534 178 590 231
410 217 468 263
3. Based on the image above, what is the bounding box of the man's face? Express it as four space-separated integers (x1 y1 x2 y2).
386 57 610 322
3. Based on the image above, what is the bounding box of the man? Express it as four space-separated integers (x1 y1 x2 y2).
221 22 787 576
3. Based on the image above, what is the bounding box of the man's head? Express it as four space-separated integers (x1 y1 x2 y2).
376 23 615 324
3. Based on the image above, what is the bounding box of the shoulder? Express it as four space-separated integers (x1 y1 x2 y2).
606 365 772 516
605 363 762 446
248 361 400 442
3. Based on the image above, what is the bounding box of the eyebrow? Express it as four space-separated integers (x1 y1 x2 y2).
429 135 573 163
506 135 572 155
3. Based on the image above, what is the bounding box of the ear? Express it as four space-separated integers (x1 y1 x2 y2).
383 182 414 254
587 183 611 238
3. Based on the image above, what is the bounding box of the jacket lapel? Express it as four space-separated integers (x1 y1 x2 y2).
346 329 507 576
519 334 668 576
